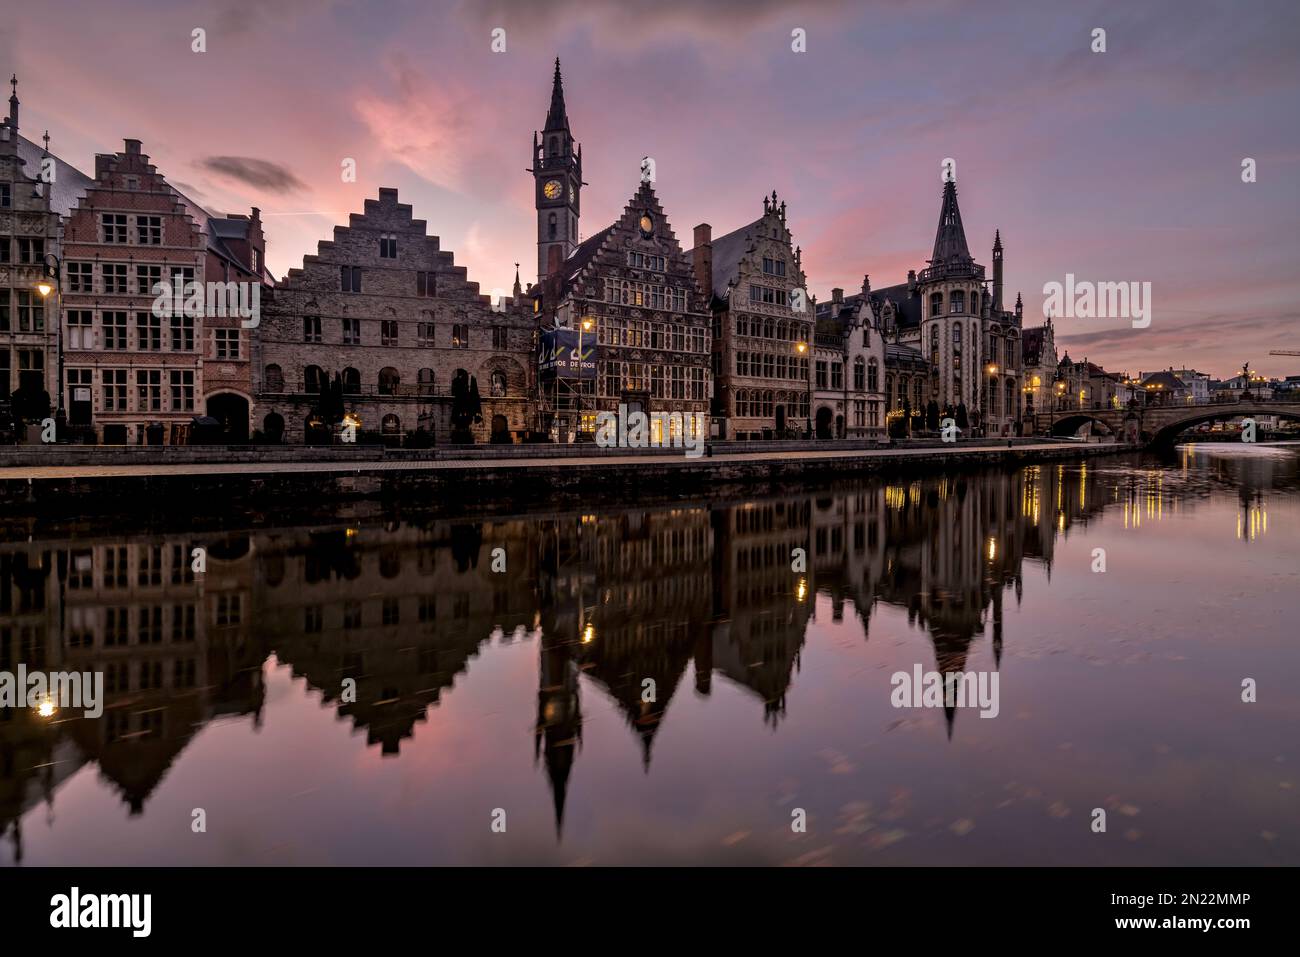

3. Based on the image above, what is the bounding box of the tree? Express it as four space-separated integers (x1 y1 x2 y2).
450 370 483 443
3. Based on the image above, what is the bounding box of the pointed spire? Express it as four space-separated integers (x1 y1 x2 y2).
930 178 972 265
512 263 522 299
42 130 50 154
7 74 17 132
545 57 569 131
993 228 1002 251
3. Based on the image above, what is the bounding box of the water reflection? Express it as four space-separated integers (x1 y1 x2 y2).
2 444 1297 864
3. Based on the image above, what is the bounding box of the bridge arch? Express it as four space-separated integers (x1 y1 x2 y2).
1049 414 1117 438
1149 405 1300 447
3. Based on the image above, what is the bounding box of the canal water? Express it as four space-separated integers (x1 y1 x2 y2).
2 444 1296 865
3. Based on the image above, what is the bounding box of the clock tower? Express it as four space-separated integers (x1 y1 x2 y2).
531 58 582 286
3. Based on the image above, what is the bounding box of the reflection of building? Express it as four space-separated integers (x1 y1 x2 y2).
59 139 268 444
255 188 535 445
691 193 813 439
259 521 537 754
57 534 263 813
3 457 1231 848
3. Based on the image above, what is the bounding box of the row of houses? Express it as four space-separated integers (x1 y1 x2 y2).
2 66 1051 447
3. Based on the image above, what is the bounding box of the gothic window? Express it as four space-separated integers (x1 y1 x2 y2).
342 367 361 394
854 356 865 391
304 365 326 393
264 364 284 392
950 290 965 314
548 213 557 239
930 292 943 318
549 136 558 156
378 367 399 395
1006 380 1017 419
868 358 879 393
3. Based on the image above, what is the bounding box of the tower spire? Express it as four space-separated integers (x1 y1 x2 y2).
546 57 569 131
930 178 972 265
7 74 17 132
992 229 1004 311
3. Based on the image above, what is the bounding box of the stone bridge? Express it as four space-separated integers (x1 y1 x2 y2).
1030 399 1300 447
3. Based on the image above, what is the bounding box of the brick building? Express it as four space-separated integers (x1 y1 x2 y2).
691 192 813 440
58 138 267 444
254 187 535 445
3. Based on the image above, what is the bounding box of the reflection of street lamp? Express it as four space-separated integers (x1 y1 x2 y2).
35 253 63 424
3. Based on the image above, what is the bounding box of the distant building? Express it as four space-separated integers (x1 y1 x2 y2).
692 193 813 439
1021 312 1058 416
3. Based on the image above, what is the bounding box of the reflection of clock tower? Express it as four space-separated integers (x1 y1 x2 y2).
531 57 582 286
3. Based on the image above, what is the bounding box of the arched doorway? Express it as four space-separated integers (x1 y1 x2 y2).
775 404 787 433
206 393 250 442
262 412 284 443
815 406 834 440
490 414 511 444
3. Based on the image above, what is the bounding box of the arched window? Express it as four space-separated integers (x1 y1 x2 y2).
950 290 965 314
868 358 879 393
763 390 774 417
548 213 557 239
853 356 865 391
418 368 435 395
264 364 283 392
304 365 326 393
378 367 399 395
342 367 360 394
930 292 943 318
381 413 401 434
490 370 507 396
777 320 789 341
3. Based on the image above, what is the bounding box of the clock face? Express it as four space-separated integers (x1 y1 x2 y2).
543 179 563 200
639 213 654 236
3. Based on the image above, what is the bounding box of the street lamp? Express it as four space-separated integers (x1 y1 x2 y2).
796 339 810 438
575 317 593 440
34 253 64 427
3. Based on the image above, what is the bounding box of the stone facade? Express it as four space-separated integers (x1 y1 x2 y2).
811 280 887 439
0 81 63 429
254 188 535 445
692 192 813 440
537 179 712 441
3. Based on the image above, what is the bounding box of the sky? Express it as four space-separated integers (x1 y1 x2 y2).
4 0 1299 379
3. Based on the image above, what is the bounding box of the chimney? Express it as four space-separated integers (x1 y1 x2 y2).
907 269 917 292
832 287 843 305
124 138 141 155
692 224 712 301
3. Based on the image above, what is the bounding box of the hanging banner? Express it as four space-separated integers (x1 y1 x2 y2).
539 327 596 378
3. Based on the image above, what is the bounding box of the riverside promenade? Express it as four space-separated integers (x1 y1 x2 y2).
0 438 1125 515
